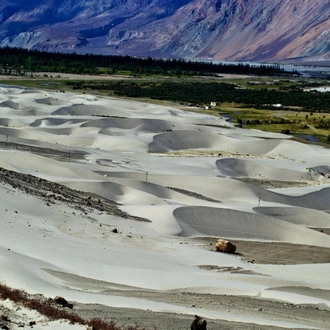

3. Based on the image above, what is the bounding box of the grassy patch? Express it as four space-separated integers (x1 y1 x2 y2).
230 108 330 142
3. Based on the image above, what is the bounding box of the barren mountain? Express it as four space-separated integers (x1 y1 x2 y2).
0 0 330 62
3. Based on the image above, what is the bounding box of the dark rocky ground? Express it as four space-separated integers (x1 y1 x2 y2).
192 237 330 265
0 165 150 223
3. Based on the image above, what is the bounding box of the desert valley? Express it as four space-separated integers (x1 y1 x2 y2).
0 78 330 329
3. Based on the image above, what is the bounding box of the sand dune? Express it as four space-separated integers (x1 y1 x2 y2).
1 86 330 329
149 129 323 161
102 171 330 212
65 180 169 205
173 206 330 247
255 206 330 227
30 117 88 127
0 100 20 109
254 185 330 210
0 117 27 127
310 165 330 176
149 130 223 152
216 157 313 181
35 97 64 105
52 104 115 116
81 117 179 132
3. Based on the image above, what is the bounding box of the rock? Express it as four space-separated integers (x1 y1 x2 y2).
54 296 68 305
53 296 73 308
62 303 73 309
215 239 236 253
191 315 207 330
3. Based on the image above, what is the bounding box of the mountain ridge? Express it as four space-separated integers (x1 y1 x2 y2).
0 0 330 62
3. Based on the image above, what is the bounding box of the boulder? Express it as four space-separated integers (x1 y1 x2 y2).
54 296 68 305
53 296 73 308
191 315 207 330
62 303 73 309
215 239 236 253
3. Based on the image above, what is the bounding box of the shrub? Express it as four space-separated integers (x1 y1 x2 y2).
0 283 148 330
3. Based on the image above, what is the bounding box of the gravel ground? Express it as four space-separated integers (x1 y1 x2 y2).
71 289 330 330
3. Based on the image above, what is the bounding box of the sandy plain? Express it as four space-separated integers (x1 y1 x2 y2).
0 83 330 329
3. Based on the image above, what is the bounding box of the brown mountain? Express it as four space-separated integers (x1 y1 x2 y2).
1 0 330 62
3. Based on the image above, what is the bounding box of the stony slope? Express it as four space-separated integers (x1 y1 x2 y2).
0 0 330 62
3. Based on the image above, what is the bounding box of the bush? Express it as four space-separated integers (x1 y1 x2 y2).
0 283 148 330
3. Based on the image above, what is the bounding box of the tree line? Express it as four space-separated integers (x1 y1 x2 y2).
0 47 295 76
66 80 330 112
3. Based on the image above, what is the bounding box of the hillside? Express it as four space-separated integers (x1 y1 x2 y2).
0 0 330 62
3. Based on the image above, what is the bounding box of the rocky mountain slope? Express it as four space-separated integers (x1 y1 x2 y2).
0 0 330 62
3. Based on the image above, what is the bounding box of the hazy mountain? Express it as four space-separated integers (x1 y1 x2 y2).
1 0 330 62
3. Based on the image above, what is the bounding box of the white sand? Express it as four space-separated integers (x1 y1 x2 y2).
1 86 330 329
0 298 86 330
